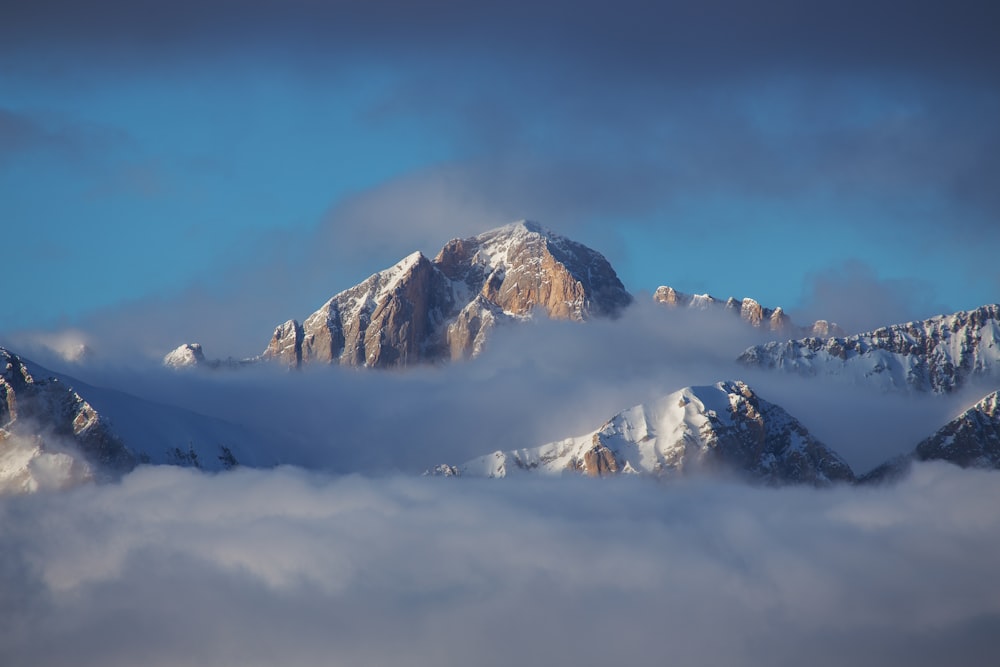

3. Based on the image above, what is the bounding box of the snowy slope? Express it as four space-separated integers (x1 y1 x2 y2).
50 373 277 471
163 343 207 368
2 347 133 493
2 346 279 493
452 380 854 486
738 304 1000 394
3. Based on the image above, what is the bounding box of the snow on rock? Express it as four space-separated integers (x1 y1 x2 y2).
861 389 1000 483
1 347 134 494
263 220 632 368
739 304 1000 394
915 390 1000 467
653 285 843 337
163 343 207 369
443 380 854 486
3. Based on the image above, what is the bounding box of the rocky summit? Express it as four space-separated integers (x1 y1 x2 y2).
263 221 632 368
449 380 855 486
653 286 843 338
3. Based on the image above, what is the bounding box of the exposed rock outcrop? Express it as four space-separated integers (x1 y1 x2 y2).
263 221 632 368
653 285 843 337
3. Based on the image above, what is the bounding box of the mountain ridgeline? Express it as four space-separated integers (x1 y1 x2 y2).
739 304 1000 394
437 380 856 486
653 286 844 338
262 221 633 368
9 220 996 494
1 348 134 492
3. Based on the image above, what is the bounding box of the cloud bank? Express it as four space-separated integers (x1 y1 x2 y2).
1 462 998 666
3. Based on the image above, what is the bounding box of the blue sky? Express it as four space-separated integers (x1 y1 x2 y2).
2 0 999 359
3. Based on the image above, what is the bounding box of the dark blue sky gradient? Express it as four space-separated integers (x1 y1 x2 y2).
2 0 998 357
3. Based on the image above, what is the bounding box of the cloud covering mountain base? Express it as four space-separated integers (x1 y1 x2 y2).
1 463 998 667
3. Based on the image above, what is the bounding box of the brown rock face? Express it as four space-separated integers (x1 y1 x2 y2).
360 254 452 367
264 252 455 369
580 439 620 477
654 286 842 338
769 307 791 331
264 221 632 368
265 320 304 367
741 298 766 327
446 297 508 361
435 221 631 320
653 286 683 306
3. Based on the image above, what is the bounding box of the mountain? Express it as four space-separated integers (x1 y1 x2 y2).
738 304 1000 394
162 343 255 371
68 377 273 472
1 347 134 493
2 346 278 493
914 389 1000 466
262 221 632 368
653 286 843 337
861 389 1000 483
441 380 854 486
164 343 207 368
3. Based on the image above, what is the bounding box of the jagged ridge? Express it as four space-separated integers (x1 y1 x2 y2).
447 380 854 486
738 304 1000 394
862 389 1000 483
653 286 843 337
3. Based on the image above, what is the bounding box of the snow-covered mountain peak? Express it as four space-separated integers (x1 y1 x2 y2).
447 379 854 485
163 343 206 369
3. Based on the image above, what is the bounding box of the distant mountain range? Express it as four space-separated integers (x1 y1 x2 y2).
167 221 832 370
5 221 1000 493
434 380 855 486
434 379 1000 484
653 286 844 338
739 304 1000 394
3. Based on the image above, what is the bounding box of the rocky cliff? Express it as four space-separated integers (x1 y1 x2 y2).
263 221 632 368
653 285 843 337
